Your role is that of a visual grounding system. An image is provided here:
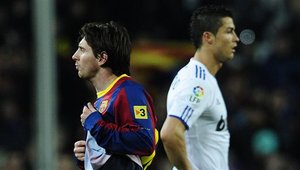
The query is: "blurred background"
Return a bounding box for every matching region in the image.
[0,0,299,169]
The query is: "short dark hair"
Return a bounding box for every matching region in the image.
[79,21,131,76]
[190,6,233,49]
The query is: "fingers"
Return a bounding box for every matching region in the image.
[82,102,96,113]
[75,153,85,161]
[80,102,97,126]
[80,112,85,126]
[74,140,86,161]
[74,140,86,147]
[74,146,85,153]
[81,105,90,126]
[87,102,97,112]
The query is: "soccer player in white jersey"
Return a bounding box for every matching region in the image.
[160,5,239,170]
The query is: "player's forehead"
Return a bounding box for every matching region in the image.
[219,17,235,31]
[219,17,235,29]
[78,37,91,48]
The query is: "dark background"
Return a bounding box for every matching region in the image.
[0,0,299,169]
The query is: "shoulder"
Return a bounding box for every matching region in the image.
[174,61,211,89]
[169,65,215,103]
[121,78,144,89]
[176,59,208,81]
[117,77,147,96]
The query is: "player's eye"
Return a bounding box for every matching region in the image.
[227,28,233,33]
[79,47,85,52]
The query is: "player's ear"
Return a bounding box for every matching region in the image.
[97,51,108,65]
[203,32,214,44]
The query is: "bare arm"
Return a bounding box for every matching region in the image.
[160,116,192,170]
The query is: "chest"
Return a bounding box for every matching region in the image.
[94,91,119,123]
[202,87,227,123]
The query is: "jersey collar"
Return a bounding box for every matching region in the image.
[96,74,129,98]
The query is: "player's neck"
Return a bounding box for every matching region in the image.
[193,49,222,76]
[90,69,117,92]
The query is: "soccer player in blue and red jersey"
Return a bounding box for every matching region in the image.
[72,21,158,170]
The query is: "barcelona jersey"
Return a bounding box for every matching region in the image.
[83,74,158,169]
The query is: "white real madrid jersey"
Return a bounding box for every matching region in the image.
[167,58,230,170]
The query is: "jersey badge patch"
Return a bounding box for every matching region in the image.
[134,106,148,119]
[193,86,204,98]
[99,100,109,113]
[189,86,204,103]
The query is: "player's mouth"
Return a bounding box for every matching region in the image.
[232,45,237,53]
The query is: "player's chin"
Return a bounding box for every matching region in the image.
[221,55,234,62]
[227,53,235,60]
[78,72,84,78]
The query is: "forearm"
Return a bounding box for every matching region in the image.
[93,124,155,155]
[161,117,192,170]
[162,133,192,170]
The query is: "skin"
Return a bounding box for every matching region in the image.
[71,37,117,92]
[198,17,239,76]
[160,17,239,170]
[72,37,118,161]
[72,37,100,80]
[74,140,86,161]
[160,117,192,170]
[73,102,96,161]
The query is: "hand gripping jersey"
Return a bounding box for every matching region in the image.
[83,74,158,170]
[167,59,229,170]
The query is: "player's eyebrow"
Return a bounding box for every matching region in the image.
[226,27,235,32]
[78,45,85,51]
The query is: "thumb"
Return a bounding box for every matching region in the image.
[87,102,97,112]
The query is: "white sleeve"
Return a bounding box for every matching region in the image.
[167,77,211,129]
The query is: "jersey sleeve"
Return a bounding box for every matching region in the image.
[84,85,157,157]
[167,76,211,129]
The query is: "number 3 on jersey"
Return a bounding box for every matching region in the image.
[134,106,148,119]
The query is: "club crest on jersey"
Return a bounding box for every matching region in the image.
[99,100,109,113]
[133,106,148,119]
[189,86,204,103]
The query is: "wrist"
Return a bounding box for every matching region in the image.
[84,111,102,130]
